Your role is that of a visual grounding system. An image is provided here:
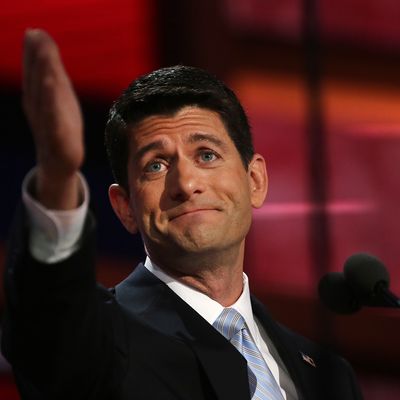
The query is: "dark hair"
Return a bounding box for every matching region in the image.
[105,65,254,191]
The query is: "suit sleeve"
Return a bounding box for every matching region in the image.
[2,203,116,400]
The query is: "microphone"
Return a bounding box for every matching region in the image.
[318,272,361,314]
[319,253,400,314]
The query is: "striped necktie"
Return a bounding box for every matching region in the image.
[213,308,284,400]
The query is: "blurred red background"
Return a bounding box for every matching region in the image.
[1,0,400,398]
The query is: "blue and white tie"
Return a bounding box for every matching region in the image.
[213,308,284,400]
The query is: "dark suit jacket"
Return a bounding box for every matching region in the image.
[2,206,363,400]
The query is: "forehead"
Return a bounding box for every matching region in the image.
[129,106,232,147]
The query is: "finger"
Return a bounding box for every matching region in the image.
[23,30,63,116]
[23,29,45,101]
[22,30,34,110]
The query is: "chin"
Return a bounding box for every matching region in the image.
[174,230,235,255]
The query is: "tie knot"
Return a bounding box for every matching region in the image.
[213,308,246,340]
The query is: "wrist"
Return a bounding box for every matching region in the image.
[34,166,81,210]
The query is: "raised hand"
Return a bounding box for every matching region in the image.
[22,29,84,209]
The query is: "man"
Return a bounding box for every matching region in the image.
[2,29,363,400]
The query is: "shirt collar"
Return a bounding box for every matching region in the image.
[143,257,258,339]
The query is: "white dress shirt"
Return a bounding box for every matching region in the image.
[22,169,297,400]
[144,258,293,399]
[22,168,90,264]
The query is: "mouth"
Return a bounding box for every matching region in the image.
[169,207,221,221]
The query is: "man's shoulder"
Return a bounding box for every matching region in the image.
[251,295,363,399]
[252,294,348,364]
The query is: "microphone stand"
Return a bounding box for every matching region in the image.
[373,283,400,308]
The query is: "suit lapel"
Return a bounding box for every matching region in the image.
[115,264,250,400]
[251,296,327,400]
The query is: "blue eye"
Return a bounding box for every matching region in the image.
[146,161,165,173]
[200,151,217,162]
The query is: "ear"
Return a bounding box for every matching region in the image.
[247,153,268,208]
[108,184,138,234]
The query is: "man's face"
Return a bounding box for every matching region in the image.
[109,106,267,267]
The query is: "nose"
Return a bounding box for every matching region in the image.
[167,157,205,202]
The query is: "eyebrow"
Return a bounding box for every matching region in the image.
[185,132,227,149]
[134,139,168,162]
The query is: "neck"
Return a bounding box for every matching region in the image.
[150,242,245,306]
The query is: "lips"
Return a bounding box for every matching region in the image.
[168,204,221,221]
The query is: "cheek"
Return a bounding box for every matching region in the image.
[219,171,251,204]
[130,184,163,225]
[128,187,148,223]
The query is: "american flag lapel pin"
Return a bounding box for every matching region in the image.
[300,352,316,368]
